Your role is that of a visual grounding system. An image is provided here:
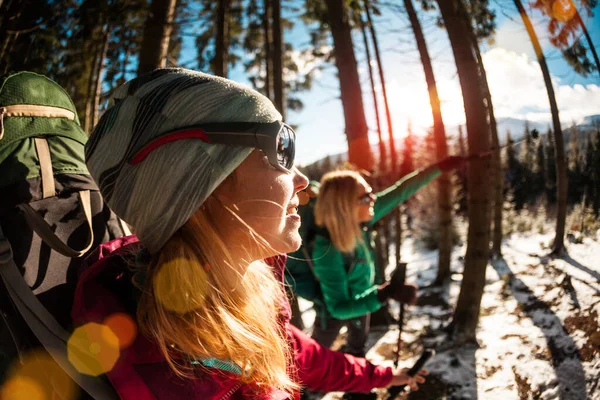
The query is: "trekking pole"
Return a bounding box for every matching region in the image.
[388,349,435,399]
[391,262,407,368]
[466,128,539,161]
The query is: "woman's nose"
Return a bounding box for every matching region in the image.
[292,167,309,193]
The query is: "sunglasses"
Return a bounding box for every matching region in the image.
[358,191,376,205]
[129,121,296,172]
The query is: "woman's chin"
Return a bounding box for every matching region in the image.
[263,232,302,256]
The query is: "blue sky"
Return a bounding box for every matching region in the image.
[181,1,600,165]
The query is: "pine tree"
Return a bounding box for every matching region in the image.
[505,130,524,208]
[567,124,584,204]
[400,124,415,176]
[545,127,558,204]
[517,123,535,207]
[534,134,547,201]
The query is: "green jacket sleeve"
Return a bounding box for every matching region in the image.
[369,166,441,226]
[312,235,382,320]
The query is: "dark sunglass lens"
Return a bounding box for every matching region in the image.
[277,125,295,170]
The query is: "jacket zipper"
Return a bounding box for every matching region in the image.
[219,383,242,400]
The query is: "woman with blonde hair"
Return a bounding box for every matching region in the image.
[72,68,427,399]
[310,157,464,356]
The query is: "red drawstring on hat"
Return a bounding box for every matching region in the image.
[129,129,211,165]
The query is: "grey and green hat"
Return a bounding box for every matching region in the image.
[85,68,282,253]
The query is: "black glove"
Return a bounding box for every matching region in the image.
[376,281,418,304]
[434,155,466,172]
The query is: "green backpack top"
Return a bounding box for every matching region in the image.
[0,71,89,190]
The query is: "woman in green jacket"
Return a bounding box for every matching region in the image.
[311,157,464,355]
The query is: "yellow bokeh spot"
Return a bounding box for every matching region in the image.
[1,376,45,400]
[0,350,78,400]
[89,342,101,355]
[552,0,576,22]
[153,257,210,314]
[68,323,120,376]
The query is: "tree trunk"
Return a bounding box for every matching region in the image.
[363,0,397,175]
[462,11,503,258]
[359,14,386,173]
[437,0,492,343]
[263,0,273,100]
[490,106,503,256]
[92,27,110,128]
[404,0,453,284]
[482,73,503,258]
[272,0,285,119]
[137,0,177,75]
[324,0,373,171]
[574,10,600,76]
[84,39,101,133]
[213,0,231,77]
[514,0,567,256]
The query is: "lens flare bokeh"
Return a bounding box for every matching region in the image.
[1,350,78,400]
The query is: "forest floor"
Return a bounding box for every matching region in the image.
[299,230,600,400]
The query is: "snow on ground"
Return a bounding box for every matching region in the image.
[299,231,600,399]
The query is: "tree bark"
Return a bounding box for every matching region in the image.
[462,8,503,258]
[574,10,600,76]
[479,67,503,258]
[324,0,373,171]
[514,0,567,256]
[359,13,386,172]
[404,0,453,284]
[263,0,273,100]
[84,39,101,133]
[363,0,397,175]
[92,27,110,129]
[214,0,231,77]
[272,0,285,119]
[437,0,492,343]
[137,0,177,75]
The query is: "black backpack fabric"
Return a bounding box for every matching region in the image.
[0,72,127,399]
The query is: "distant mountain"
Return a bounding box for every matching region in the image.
[299,115,598,169]
[581,114,600,128]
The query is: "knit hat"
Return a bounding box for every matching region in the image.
[85,68,282,253]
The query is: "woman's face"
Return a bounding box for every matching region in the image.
[212,150,309,260]
[356,177,376,223]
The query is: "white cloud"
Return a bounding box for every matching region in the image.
[492,16,548,61]
[483,48,600,126]
[381,47,599,137]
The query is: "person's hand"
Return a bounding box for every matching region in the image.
[376,282,418,304]
[434,155,466,172]
[388,367,428,391]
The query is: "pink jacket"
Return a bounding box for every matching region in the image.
[72,236,392,399]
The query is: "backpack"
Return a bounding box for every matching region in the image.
[0,71,127,399]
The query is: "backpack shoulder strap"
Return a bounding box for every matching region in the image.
[0,228,118,399]
[17,190,94,258]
